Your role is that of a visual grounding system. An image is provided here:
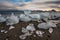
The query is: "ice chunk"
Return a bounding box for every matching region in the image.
[36,30,44,37]
[38,21,57,29]
[19,34,26,40]
[4,31,8,33]
[1,30,8,33]
[9,26,15,30]
[47,21,57,27]
[48,28,53,33]
[33,35,36,37]
[24,10,31,14]
[26,14,41,21]
[1,30,5,33]
[6,39,8,40]
[19,14,31,22]
[38,23,50,29]
[24,31,32,36]
[6,13,19,25]
[49,20,59,24]
[26,24,35,32]
[0,14,6,22]
[22,27,29,33]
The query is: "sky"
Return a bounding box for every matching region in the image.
[0,0,60,11]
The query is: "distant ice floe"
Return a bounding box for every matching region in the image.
[0,14,6,22]
[24,10,31,14]
[6,13,19,25]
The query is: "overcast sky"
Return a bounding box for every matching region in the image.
[0,0,60,11]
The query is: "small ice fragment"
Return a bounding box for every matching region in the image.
[22,27,28,33]
[33,35,36,37]
[26,24,35,32]
[1,30,5,32]
[9,26,15,30]
[6,39,8,40]
[4,31,8,33]
[36,30,44,37]
[48,28,53,33]
[19,35,26,40]
[24,32,32,36]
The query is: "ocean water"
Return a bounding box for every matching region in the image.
[0,12,24,17]
[0,11,60,18]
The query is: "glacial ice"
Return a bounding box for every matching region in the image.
[38,21,57,29]
[0,14,6,22]
[6,13,19,25]
[19,14,32,22]
[26,23,35,32]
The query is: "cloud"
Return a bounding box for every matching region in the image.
[0,0,60,11]
[45,1,60,4]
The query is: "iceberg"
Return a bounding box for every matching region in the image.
[19,14,31,22]
[38,21,57,29]
[25,14,41,21]
[24,10,31,14]
[6,13,19,25]
[0,14,6,22]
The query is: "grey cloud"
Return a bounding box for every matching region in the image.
[45,1,60,4]
[49,6,60,9]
